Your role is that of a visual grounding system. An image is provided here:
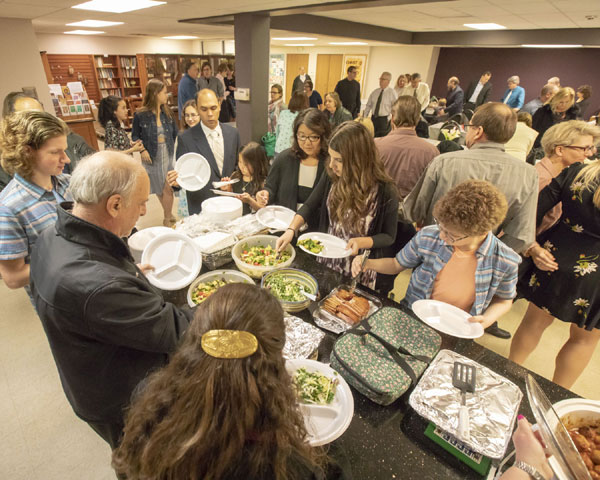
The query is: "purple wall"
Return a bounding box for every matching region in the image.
[431,47,600,115]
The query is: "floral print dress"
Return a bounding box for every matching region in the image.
[520,163,600,330]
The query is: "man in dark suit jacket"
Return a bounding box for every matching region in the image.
[443,76,464,117]
[175,89,240,214]
[291,66,311,94]
[464,71,492,114]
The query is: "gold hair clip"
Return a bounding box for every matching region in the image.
[201,329,258,359]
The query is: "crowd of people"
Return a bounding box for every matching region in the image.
[1,59,599,480]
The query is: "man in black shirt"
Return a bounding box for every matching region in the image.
[335,66,361,118]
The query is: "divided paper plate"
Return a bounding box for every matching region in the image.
[175,152,211,191]
[128,226,172,263]
[256,205,296,231]
[297,232,352,259]
[286,358,354,446]
[412,299,484,339]
[141,232,202,291]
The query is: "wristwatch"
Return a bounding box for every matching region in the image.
[514,460,545,480]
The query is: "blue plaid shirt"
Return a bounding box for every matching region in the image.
[0,173,71,261]
[396,225,520,315]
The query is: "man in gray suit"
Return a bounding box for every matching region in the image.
[173,89,240,214]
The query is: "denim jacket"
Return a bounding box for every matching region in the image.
[132,109,178,161]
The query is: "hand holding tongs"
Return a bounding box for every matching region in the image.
[349,249,370,294]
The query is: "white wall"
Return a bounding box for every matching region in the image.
[0,18,54,115]
[36,33,199,55]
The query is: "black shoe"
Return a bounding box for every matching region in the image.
[485,324,512,339]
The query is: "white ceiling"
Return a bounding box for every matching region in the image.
[0,0,598,41]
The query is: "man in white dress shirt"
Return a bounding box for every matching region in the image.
[363,71,398,137]
[405,73,431,113]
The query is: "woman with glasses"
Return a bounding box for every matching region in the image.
[257,108,330,229]
[268,84,286,134]
[276,122,399,289]
[352,180,520,323]
[510,156,600,389]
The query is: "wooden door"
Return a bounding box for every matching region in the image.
[285,54,309,103]
[315,54,343,99]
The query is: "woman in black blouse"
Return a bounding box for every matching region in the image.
[257,109,331,230]
[98,96,144,155]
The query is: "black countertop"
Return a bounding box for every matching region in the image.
[166,249,578,480]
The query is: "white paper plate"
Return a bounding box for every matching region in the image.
[141,232,202,290]
[127,226,172,262]
[174,153,211,192]
[286,359,354,446]
[255,205,296,231]
[212,178,239,188]
[210,189,239,197]
[411,299,484,339]
[297,232,352,259]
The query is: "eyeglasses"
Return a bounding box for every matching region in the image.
[184,113,199,119]
[270,91,280,95]
[297,134,320,143]
[434,218,469,243]
[561,145,595,153]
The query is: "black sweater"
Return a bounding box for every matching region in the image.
[532,104,579,148]
[297,172,399,258]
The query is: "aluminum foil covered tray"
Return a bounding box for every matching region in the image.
[283,315,325,360]
[409,349,522,459]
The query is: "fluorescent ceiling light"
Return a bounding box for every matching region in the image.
[272,36,317,41]
[464,23,506,30]
[64,30,105,35]
[72,0,166,13]
[284,43,315,47]
[163,35,198,40]
[329,41,368,45]
[67,20,123,27]
[522,44,582,48]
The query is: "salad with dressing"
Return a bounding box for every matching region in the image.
[293,367,338,405]
[190,279,227,304]
[240,244,291,266]
[264,273,307,302]
[298,238,325,254]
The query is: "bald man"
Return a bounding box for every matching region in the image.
[174,88,240,214]
[30,152,193,448]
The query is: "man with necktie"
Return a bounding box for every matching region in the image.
[363,72,398,137]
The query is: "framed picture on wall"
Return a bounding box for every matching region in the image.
[342,54,368,86]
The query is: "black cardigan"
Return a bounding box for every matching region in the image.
[264,148,327,230]
[532,104,579,148]
[297,172,399,258]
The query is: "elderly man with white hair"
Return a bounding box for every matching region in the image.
[363,71,398,137]
[501,75,525,111]
[29,151,193,449]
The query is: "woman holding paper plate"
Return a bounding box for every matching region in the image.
[276,121,398,289]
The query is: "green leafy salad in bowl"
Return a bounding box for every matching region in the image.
[293,367,338,405]
[264,273,307,302]
[240,244,291,266]
[298,238,324,254]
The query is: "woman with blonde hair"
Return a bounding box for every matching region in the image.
[112,283,341,480]
[511,157,600,389]
[532,86,578,149]
[276,121,398,289]
[394,74,410,97]
[132,78,178,226]
[323,92,352,128]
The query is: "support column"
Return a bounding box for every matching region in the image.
[234,13,270,145]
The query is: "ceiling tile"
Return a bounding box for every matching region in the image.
[1,2,65,18]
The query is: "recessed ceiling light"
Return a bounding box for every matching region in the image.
[72,0,166,14]
[67,20,124,27]
[522,44,583,48]
[329,41,368,45]
[163,35,198,40]
[64,30,105,35]
[284,43,315,47]
[272,36,317,41]
[464,23,506,30]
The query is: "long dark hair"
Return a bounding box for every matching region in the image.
[112,283,324,480]
[98,95,121,128]
[291,108,331,160]
[232,141,268,195]
[182,99,198,130]
[139,78,174,120]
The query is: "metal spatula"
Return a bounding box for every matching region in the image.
[452,361,476,441]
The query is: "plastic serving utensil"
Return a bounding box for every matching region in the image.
[452,361,476,441]
[301,287,317,302]
[349,249,371,294]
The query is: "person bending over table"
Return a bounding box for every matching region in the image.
[276,121,398,290]
[113,283,348,480]
[353,180,520,329]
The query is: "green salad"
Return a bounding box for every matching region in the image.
[298,238,324,254]
[191,279,227,304]
[265,274,307,302]
[293,367,338,405]
[240,244,291,267]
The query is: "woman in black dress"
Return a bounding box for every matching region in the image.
[510,158,600,389]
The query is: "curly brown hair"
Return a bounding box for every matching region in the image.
[0,110,68,179]
[432,180,508,236]
[112,283,324,480]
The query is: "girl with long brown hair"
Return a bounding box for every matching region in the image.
[277,121,398,289]
[112,283,331,480]
[132,78,178,226]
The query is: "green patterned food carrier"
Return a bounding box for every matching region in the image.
[330,307,442,406]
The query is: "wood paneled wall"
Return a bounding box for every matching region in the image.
[44,54,100,102]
